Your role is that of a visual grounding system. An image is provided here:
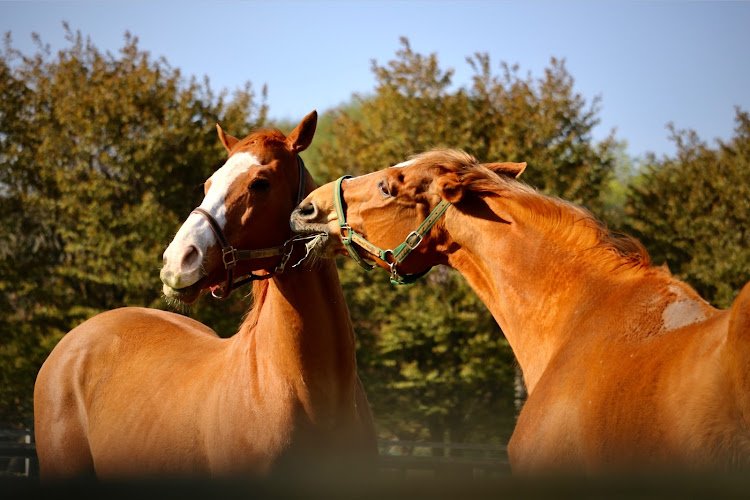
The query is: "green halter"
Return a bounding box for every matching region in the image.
[333,175,451,285]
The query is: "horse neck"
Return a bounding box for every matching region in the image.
[443,194,644,393]
[234,257,357,420]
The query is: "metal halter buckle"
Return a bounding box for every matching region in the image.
[404,231,423,251]
[339,223,353,241]
[222,247,238,269]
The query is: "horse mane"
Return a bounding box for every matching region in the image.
[408,149,653,273]
[239,279,270,332]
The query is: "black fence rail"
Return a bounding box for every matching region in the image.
[1,429,509,479]
[378,439,510,478]
[0,429,37,477]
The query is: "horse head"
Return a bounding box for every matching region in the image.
[290,149,525,283]
[162,110,317,302]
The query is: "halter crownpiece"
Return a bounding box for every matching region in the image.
[333,175,451,285]
[192,155,308,299]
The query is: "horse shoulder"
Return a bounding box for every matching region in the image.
[34,307,232,477]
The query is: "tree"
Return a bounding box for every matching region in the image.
[339,260,516,446]
[624,108,750,308]
[315,38,616,444]
[0,26,266,424]
[320,38,616,213]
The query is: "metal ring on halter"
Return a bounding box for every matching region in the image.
[389,261,400,283]
[404,231,423,251]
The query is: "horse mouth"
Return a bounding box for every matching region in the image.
[304,232,335,257]
[162,280,204,304]
[294,225,343,259]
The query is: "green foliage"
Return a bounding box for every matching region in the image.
[341,260,516,444]
[624,109,750,308]
[319,38,616,215]
[0,27,265,422]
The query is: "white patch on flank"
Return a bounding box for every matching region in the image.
[163,152,260,283]
[662,285,707,332]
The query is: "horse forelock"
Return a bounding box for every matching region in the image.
[232,128,288,156]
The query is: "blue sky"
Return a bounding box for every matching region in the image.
[2,1,749,159]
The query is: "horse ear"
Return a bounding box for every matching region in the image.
[286,110,318,153]
[485,162,527,179]
[216,124,239,154]
[435,172,464,204]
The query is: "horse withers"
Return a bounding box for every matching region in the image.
[34,111,377,480]
[290,149,750,473]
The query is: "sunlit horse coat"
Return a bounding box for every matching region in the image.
[291,149,750,472]
[34,112,377,479]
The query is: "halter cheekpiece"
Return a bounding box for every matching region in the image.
[191,155,307,299]
[333,175,451,285]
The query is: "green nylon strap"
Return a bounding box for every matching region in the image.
[390,199,451,264]
[333,175,452,285]
[335,176,376,272]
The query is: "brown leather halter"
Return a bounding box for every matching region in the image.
[191,156,307,299]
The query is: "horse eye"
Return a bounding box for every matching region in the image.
[249,178,270,192]
[378,180,391,197]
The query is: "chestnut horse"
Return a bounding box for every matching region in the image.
[290,149,750,473]
[34,111,376,479]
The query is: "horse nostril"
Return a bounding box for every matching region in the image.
[180,245,201,269]
[297,202,317,219]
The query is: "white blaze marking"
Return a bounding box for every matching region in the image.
[391,159,415,169]
[346,159,414,183]
[163,152,260,280]
[199,152,260,229]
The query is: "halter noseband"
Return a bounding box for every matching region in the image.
[333,175,451,285]
[191,156,307,299]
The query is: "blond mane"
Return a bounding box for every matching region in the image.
[407,150,652,272]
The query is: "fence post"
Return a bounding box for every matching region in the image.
[24,431,31,477]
